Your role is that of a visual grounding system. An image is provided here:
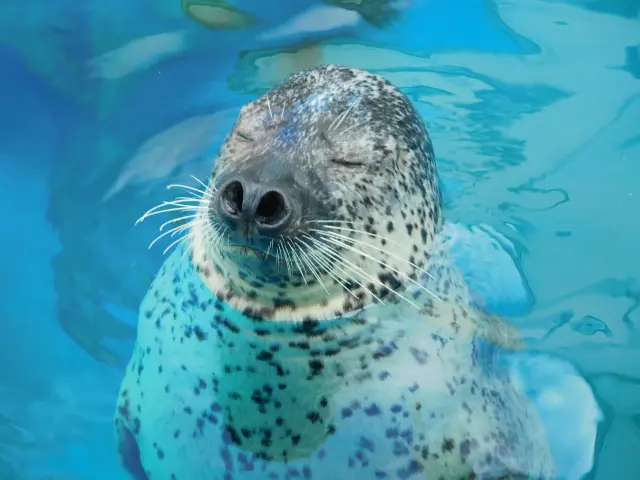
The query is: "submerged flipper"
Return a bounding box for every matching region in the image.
[116,423,149,480]
[447,222,601,478]
[505,351,602,480]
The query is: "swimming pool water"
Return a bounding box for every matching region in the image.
[1,0,639,478]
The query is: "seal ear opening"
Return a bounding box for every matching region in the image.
[116,423,149,480]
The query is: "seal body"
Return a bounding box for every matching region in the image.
[115,65,555,479]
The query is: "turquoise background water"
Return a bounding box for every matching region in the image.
[1,0,639,478]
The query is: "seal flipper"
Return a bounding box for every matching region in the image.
[116,423,149,480]
[505,351,602,480]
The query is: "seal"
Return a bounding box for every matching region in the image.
[114,64,556,480]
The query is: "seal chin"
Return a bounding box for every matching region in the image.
[191,212,361,321]
[226,244,266,260]
[215,225,330,285]
[209,211,303,272]
[222,241,288,272]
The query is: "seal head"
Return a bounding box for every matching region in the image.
[192,64,443,321]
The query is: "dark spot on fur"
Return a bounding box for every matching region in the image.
[442,438,455,452]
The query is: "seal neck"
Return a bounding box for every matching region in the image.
[205,298,459,462]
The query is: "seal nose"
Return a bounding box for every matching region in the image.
[217,178,292,235]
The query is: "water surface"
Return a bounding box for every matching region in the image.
[1,0,639,478]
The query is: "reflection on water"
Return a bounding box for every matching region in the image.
[181,0,257,30]
[1,0,639,478]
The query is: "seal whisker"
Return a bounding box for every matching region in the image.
[189,175,217,196]
[182,224,202,259]
[205,232,220,256]
[298,236,362,301]
[327,110,346,132]
[137,189,211,222]
[305,219,355,225]
[278,99,289,122]
[329,101,358,132]
[318,229,441,302]
[313,232,441,304]
[137,200,201,219]
[167,197,202,203]
[295,237,332,274]
[339,121,366,136]
[163,231,193,256]
[280,242,294,277]
[160,218,205,256]
[308,222,399,245]
[266,95,274,121]
[293,238,329,295]
[265,239,275,260]
[194,221,218,260]
[143,197,205,211]
[136,205,206,224]
[159,213,201,232]
[167,183,211,198]
[311,226,436,281]
[206,222,225,255]
[148,202,205,213]
[277,242,288,272]
[305,235,387,305]
[191,175,218,204]
[284,239,308,285]
[149,221,194,250]
[137,206,199,227]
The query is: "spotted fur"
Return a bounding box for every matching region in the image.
[115,65,555,479]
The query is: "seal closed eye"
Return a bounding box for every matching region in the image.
[115,64,555,480]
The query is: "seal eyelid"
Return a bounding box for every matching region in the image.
[331,158,365,167]
[236,131,254,143]
[321,130,363,167]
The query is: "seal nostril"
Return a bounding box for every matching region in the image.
[220,180,244,217]
[256,191,287,226]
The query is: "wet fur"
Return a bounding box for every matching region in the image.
[115,65,555,479]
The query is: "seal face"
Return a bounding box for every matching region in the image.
[193,64,443,323]
[115,65,555,480]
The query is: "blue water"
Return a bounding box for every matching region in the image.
[1,0,639,478]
